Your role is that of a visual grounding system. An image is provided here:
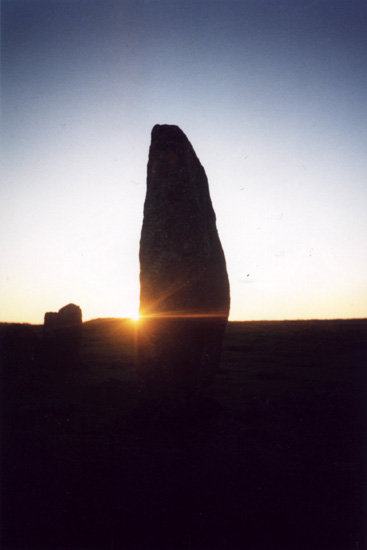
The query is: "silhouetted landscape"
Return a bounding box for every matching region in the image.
[1,318,366,549]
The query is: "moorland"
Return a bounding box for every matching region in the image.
[1,318,366,549]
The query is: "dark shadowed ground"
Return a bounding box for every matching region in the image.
[1,319,366,550]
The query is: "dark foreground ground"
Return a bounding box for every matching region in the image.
[1,319,366,550]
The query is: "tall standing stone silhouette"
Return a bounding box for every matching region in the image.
[138,124,230,403]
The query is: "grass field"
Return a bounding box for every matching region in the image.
[1,318,366,549]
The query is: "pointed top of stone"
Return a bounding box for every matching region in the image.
[152,124,184,137]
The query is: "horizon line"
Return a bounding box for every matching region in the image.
[1,316,366,326]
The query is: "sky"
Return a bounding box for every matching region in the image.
[1,0,366,323]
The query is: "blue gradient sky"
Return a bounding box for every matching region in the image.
[1,0,366,322]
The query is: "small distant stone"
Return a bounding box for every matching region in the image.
[43,303,83,366]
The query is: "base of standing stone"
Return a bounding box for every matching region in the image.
[136,315,228,408]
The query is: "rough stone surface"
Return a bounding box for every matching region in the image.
[138,124,230,402]
[43,303,82,365]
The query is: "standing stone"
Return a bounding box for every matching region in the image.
[43,303,82,366]
[137,124,230,404]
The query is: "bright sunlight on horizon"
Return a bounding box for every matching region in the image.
[1,0,367,324]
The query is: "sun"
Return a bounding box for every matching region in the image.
[131,312,140,322]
